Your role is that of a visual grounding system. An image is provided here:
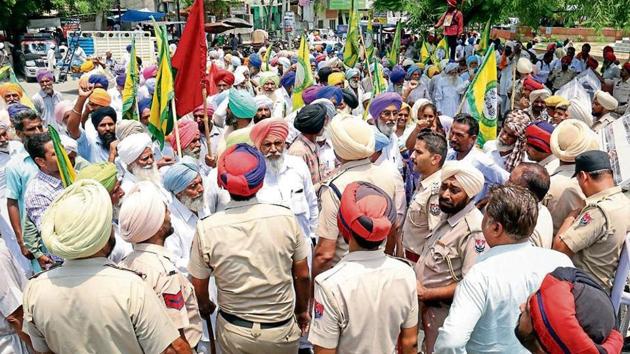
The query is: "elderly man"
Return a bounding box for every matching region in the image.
[191,105,223,168]
[117,133,166,197]
[515,268,623,353]
[415,161,487,353]
[524,121,558,175]
[369,92,404,172]
[313,116,398,278]
[167,119,214,176]
[434,63,466,117]
[545,119,599,234]
[527,88,552,121]
[22,180,189,354]
[434,185,572,354]
[214,69,235,93]
[0,83,25,105]
[254,95,273,123]
[309,181,418,354]
[553,150,630,292]
[189,143,311,354]
[222,88,257,144]
[591,90,618,131]
[289,103,328,186]
[483,109,532,172]
[31,70,62,127]
[119,182,203,350]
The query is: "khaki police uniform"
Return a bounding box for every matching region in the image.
[120,243,203,348]
[308,251,418,353]
[544,164,586,234]
[558,186,630,292]
[537,154,559,177]
[188,199,310,354]
[591,113,616,132]
[414,202,486,353]
[317,159,397,264]
[22,257,180,354]
[401,170,443,262]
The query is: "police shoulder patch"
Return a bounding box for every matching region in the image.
[314,300,325,319]
[429,202,441,216]
[578,212,592,226]
[163,291,185,310]
[474,239,486,253]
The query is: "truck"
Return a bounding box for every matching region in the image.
[16,33,60,82]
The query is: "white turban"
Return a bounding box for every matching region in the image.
[119,181,166,243]
[517,58,533,74]
[41,180,113,259]
[60,134,78,154]
[441,161,485,198]
[550,119,600,162]
[117,133,153,166]
[594,90,618,111]
[567,98,594,127]
[234,71,245,86]
[255,95,273,109]
[278,57,291,70]
[329,115,375,160]
[411,98,431,121]
[529,88,552,103]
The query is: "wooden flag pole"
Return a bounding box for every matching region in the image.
[171,99,183,158]
[358,23,374,86]
[510,55,518,110]
[202,86,212,156]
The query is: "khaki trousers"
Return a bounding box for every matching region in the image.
[216,315,301,354]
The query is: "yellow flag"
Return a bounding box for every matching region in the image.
[464,44,498,146]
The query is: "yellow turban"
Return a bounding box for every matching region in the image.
[329,114,375,160]
[76,162,118,193]
[550,119,600,162]
[441,161,485,198]
[328,72,345,86]
[428,66,441,78]
[544,95,569,109]
[41,180,113,259]
[88,88,112,107]
[0,82,23,99]
[80,60,95,73]
[259,71,279,87]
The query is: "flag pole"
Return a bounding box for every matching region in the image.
[510,55,518,110]
[358,18,374,86]
[202,86,212,156]
[171,99,183,158]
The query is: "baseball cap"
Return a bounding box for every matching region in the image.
[573,150,611,177]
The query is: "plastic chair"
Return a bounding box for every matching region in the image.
[610,234,630,333]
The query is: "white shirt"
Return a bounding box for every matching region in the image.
[374,129,403,173]
[531,204,553,248]
[204,168,230,214]
[447,147,509,201]
[434,242,573,354]
[165,197,199,273]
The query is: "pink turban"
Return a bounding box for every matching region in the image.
[193,103,215,117]
[142,65,158,80]
[54,100,74,124]
[119,181,166,243]
[250,118,289,149]
[168,120,200,150]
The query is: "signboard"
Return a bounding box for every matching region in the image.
[328,0,367,10]
[600,114,630,191]
[61,18,80,38]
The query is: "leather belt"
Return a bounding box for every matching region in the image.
[219,310,292,329]
[405,249,420,263]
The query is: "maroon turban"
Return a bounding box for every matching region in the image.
[338,181,396,243]
[218,143,266,197]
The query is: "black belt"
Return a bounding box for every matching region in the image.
[219,310,292,329]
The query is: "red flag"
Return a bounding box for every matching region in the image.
[205,63,219,97]
[172,0,207,117]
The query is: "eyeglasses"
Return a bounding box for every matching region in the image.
[380,110,399,118]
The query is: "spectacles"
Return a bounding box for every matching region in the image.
[380,110,399,118]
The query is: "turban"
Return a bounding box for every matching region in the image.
[80,60,95,73]
[255,95,274,110]
[328,72,345,86]
[338,181,396,243]
[193,103,215,117]
[215,69,235,86]
[311,98,336,120]
[60,134,78,154]
[278,57,291,70]
[225,127,253,148]
[138,97,152,113]
[594,90,618,111]
[411,98,431,121]
[250,117,288,148]
[567,98,594,127]
[405,65,421,81]
[550,119,600,162]
[0,83,23,99]
[36,70,54,83]
[389,67,406,84]
[517,57,533,74]
[466,55,480,67]
[329,115,375,160]
[402,58,415,67]
[116,120,146,141]
[163,158,199,195]
[145,79,156,95]
[447,0,457,6]
[169,120,200,150]
[369,92,403,119]
[41,180,112,260]
[525,121,555,154]
[7,103,32,119]
[546,43,557,52]
[280,71,295,89]
[295,103,326,134]
[341,88,359,109]
[561,55,572,65]
[218,143,266,197]
[427,66,440,78]
[117,133,153,165]
[224,53,232,62]
[88,88,111,107]
[231,56,242,68]
[76,162,118,193]
[522,76,544,91]
[249,53,262,68]
[604,52,616,63]
[54,100,74,124]
[303,85,322,104]
[234,71,245,86]
[502,109,532,172]
[529,88,552,103]
[318,67,333,84]
[374,129,390,152]
[528,267,623,354]
[259,71,280,87]
[444,62,459,74]
[119,182,167,243]
[89,74,109,90]
[441,161,485,198]
[116,73,126,87]
[228,88,257,119]
[544,95,570,109]
[624,62,630,72]
[346,68,360,80]
[316,86,343,105]
[90,106,117,128]
[316,54,327,63]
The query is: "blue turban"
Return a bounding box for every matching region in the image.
[325,44,333,53]
[389,67,406,84]
[315,86,343,105]
[290,55,298,64]
[249,53,262,69]
[116,73,126,87]
[303,85,322,105]
[280,71,296,89]
[88,74,109,90]
[466,55,479,67]
[126,44,132,52]
[468,37,475,45]
[405,65,422,80]
[163,158,199,195]
[345,68,360,80]
[138,97,152,113]
[369,92,403,118]
[145,78,156,95]
[7,103,33,119]
[228,88,257,119]
[374,129,390,152]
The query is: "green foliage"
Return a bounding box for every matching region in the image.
[0,0,54,34]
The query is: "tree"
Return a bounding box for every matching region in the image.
[0,0,54,38]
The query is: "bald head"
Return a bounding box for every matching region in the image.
[508,162,550,202]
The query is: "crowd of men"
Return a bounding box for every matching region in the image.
[1,12,630,354]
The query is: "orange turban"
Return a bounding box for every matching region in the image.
[0,83,23,99]
[249,118,289,149]
[88,88,112,107]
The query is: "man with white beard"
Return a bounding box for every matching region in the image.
[116,133,168,200]
[434,62,467,117]
[483,109,532,173]
[368,92,404,173]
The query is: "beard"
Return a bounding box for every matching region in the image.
[99,132,117,150]
[183,146,201,159]
[497,138,514,153]
[439,196,468,215]
[376,119,395,137]
[180,194,205,213]
[264,152,285,176]
[130,163,162,185]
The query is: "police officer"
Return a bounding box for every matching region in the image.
[414,161,487,354]
[309,182,418,353]
[313,116,398,278]
[22,180,187,354]
[402,131,448,262]
[553,150,630,293]
[118,182,203,349]
[188,144,311,354]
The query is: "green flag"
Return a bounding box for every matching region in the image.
[372,61,387,95]
[48,125,76,187]
[292,34,314,110]
[343,9,360,67]
[121,36,139,120]
[478,18,492,54]
[387,21,402,66]
[148,24,175,148]
[463,44,498,146]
